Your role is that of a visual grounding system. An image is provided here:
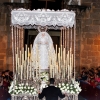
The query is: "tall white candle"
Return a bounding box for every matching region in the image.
[58,48,60,70]
[18,58,19,74]
[30,61,31,79]
[21,65,23,80]
[24,61,26,79]
[56,45,57,61]
[70,48,72,79]
[25,51,27,60]
[52,66,55,78]
[61,45,62,61]
[28,47,29,57]
[28,56,29,66]
[72,54,73,76]
[32,65,34,79]
[26,45,27,59]
[50,65,52,78]
[20,51,21,65]
[67,52,69,81]
[16,54,18,72]
[36,68,38,78]
[68,65,69,81]
[56,63,58,79]
[17,47,18,57]
[58,53,60,71]
[27,65,28,80]
[30,44,32,55]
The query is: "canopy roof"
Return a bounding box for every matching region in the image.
[11,8,75,29]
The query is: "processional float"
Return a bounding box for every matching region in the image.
[10,8,80,100]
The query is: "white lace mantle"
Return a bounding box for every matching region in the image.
[11,8,75,28]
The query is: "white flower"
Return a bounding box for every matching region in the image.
[62,83,65,86]
[59,85,61,88]
[34,89,37,91]
[67,87,69,89]
[58,81,82,94]
[25,86,27,89]
[28,87,30,89]
[66,84,68,86]
[59,83,61,86]
[21,83,24,86]
[15,86,17,89]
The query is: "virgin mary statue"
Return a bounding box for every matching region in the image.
[32,26,55,71]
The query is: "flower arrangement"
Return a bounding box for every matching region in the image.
[58,81,82,94]
[9,82,37,95]
[39,72,49,90]
[40,72,49,82]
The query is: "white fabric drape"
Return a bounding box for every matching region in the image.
[32,31,55,69]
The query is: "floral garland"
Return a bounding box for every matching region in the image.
[58,81,82,94]
[9,82,37,95]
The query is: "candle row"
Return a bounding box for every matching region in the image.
[15,44,74,83]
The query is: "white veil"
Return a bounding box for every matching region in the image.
[32,26,55,70]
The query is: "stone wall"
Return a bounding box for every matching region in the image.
[0,4,12,71]
[0,2,29,71]
[78,0,100,69]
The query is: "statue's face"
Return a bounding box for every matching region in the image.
[42,33,45,37]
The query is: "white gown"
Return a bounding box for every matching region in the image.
[32,32,55,70]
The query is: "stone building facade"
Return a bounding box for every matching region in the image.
[0,0,100,75]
